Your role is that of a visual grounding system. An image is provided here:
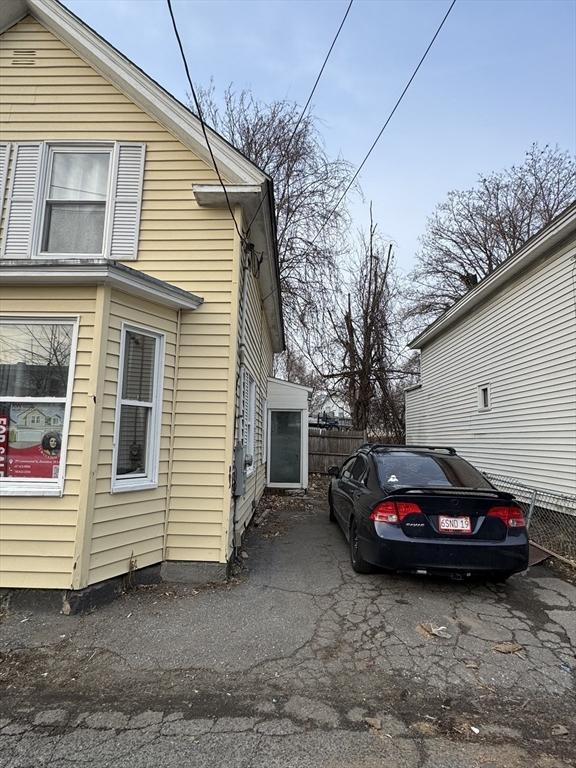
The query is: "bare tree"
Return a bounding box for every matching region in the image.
[303,205,412,439]
[407,144,576,327]
[194,84,354,331]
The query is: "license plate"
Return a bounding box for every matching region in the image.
[439,515,471,533]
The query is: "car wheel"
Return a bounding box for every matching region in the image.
[328,490,336,523]
[349,517,376,574]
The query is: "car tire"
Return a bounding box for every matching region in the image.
[328,491,336,523]
[349,517,376,574]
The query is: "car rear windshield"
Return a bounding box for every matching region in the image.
[373,452,492,490]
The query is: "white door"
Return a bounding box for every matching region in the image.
[268,409,303,488]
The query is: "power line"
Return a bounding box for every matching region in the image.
[260,0,456,307]
[304,0,457,254]
[166,0,246,247]
[244,0,354,239]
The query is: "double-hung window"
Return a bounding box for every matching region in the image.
[0,141,145,261]
[0,318,78,496]
[40,147,112,256]
[241,368,256,474]
[112,325,164,492]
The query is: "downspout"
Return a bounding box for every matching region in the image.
[164,307,182,561]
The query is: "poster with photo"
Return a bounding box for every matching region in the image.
[3,403,65,479]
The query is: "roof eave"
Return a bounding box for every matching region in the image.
[0,260,204,310]
[7,0,268,185]
[409,202,576,350]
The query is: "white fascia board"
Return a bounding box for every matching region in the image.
[0,261,204,310]
[193,184,285,353]
[267,377,313,393]
[409,204,576,350]
[20,0,267,185]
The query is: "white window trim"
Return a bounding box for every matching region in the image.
[0,316,79,497]
[111,322,165,493]
[242,368,257,477]
[33,141,116,260]
[477,383,492,412]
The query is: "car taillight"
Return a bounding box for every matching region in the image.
[370,501,422,524]
[487,505,526,528]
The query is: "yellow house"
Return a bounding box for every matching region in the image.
[0,0,293,608]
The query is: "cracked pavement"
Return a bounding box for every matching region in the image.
[1,480,575,767]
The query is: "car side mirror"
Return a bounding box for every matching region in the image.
[328,465,339,477]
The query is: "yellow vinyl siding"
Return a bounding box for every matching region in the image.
[0,16,280,577]
[0,284,98,589]
[0,16,241,568]
[232,266,274,548]
[87,290,178,585]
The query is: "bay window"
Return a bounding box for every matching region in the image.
[112,324,164,492]
[0,318,77,495]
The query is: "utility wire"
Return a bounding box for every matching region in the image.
[166,0,246,247]
[304,0,457,254]
[259,0,456,307]
[244,0,354,238]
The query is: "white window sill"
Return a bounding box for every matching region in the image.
[0,484,63,497]
[111,479,158,494]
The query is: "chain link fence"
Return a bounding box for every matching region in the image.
[485,473,576,566]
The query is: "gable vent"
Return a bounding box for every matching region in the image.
[11,49,37,67]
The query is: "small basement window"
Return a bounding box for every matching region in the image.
[112,324,165,492]
[0,318,78,496]
[478,384,491,411]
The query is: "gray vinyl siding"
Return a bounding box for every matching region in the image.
[406,238,576,495]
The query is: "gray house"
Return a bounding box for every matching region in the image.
[405,202,576,498]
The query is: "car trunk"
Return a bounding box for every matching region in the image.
[388,487,514,541]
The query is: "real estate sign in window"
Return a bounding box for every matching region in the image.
[0,319,76,494]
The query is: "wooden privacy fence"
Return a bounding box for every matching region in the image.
[308,429,366,474]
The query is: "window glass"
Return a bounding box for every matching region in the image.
[42,150,110,254]
[340,457,357,478]
[0,321,74,485]
[122,332,155,402]
[114,327,162,489]
[351,456,366,481]
[374,452,492,489]
[0,324,71,397]
[49,152,109,201]
[116,405,149,476]
[269,411,301,484]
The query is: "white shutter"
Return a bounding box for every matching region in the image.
[109,142,145,260]
[1,142,42,259]
[0,143,10,224]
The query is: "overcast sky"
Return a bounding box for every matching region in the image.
[62,0,576,274]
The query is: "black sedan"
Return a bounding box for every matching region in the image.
[328,444,529,580]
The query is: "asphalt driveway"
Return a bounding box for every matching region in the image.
[1,478,575,767]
